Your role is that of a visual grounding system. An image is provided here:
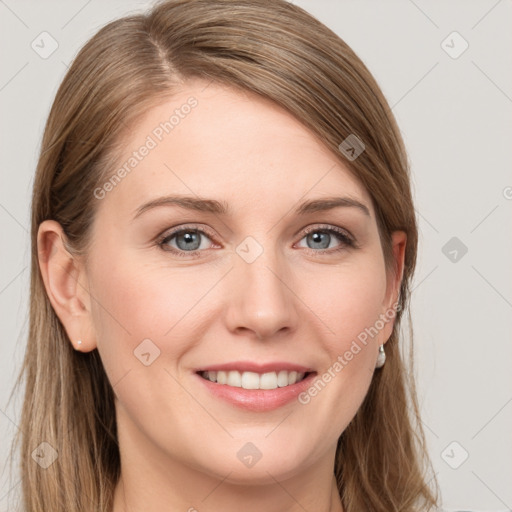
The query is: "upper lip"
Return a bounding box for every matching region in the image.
[195,361,314,374]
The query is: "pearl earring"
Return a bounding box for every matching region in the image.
[375,344,386,368]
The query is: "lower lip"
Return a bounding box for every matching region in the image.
[195,372,317,412]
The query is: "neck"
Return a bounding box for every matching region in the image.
[112,441,344,512]
[111,401,345,512]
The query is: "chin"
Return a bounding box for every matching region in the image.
[191,442,312,486]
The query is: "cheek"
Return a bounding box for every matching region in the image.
[300,256,387,404]
[305,256,388,353]
[87,250,210,377]
[336,272,386,343]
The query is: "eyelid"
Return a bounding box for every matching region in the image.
[295,224,358,253]
[299,223,355,243]
[157,223,217,248]
[157,222,358,255]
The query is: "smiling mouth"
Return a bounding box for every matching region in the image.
[197,370,313,390]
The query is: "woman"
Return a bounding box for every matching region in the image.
[9,0,439,510]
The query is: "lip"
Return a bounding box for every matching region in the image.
[194,368,317,412]
[195,361,314,373]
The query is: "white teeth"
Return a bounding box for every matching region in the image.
[201,370,307,389]
[277,370,289,387]
[260,372,278,390]
[241,371,260,390]
[227,370,242,387]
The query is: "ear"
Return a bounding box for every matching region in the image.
[380,230,407,343]
[37,220,96,352]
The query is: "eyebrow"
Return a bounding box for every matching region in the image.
[133,194,371,219]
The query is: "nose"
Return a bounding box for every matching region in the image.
[224,245,299,341]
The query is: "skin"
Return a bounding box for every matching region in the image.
[38,79,406,512]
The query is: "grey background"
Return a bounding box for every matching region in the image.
[1,1,511,510]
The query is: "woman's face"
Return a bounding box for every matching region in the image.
[78,80,404,484]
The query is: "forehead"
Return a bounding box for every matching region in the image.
[95,79,374,220]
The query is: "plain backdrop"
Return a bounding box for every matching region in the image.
[1,1,511,511]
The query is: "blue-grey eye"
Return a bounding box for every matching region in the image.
[296,226,354,252]
[176,231,201,250]
[163,229,211,252]
[306,231,332,250]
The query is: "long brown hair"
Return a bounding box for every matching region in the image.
[7,0,439,510]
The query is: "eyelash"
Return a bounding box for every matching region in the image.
[156,226,358,258]
[156,223,357,258]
